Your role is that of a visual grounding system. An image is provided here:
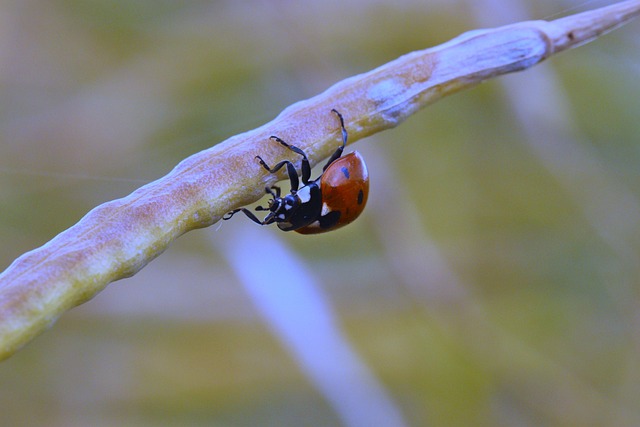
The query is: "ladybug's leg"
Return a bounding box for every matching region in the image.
[322,109,348,171]
[256,155,300,192]
[269,136,311,185]
[223,208,264,225]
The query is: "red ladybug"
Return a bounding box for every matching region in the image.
[224,109,369,234]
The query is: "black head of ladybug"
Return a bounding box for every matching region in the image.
[223,109,369,234]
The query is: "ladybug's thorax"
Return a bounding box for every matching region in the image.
[274,182,323,231]
[296,182,317,204]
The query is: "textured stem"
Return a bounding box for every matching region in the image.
[1,1,639,361]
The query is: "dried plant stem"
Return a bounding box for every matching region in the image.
[1,1,639,361]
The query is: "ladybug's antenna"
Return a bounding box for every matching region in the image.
[331,109,348,147]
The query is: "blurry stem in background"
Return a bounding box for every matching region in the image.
[367,144,640,423]
[216,225,408,427]
[470,1,640,423]
[1,1,639,361]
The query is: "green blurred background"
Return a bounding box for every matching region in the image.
[2,0,640,426]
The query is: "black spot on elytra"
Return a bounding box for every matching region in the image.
[357,189,364,204]
[341,167,350,179]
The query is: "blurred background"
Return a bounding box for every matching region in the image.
[2,0,640,425]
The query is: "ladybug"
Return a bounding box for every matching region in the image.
[223,109,369,234]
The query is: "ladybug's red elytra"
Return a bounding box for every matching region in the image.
[223,109,369,234]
